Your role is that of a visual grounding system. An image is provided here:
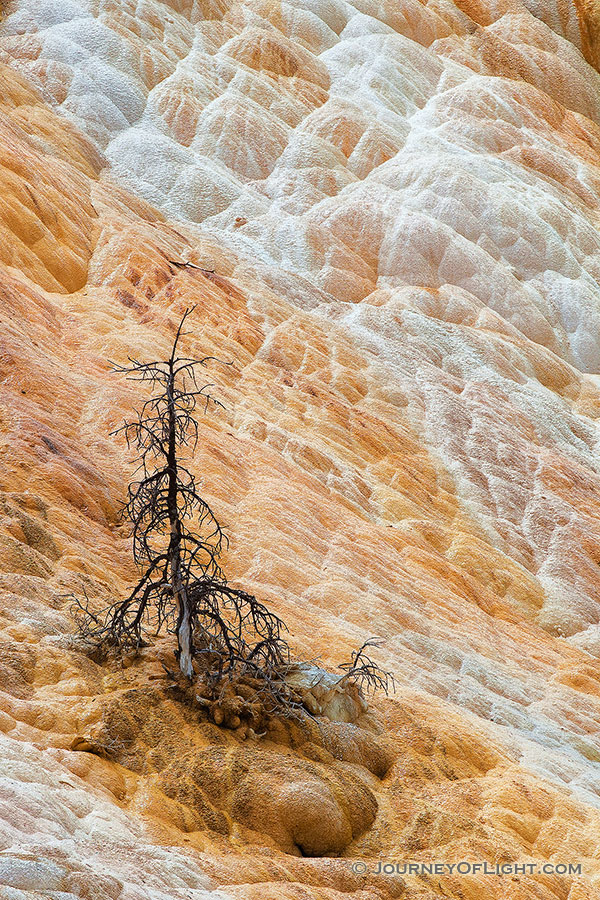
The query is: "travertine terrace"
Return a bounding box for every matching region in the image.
[2,0,600,897]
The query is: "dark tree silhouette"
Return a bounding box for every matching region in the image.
[73,308,289,686]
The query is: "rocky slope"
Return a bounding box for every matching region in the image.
[2,1,600,898]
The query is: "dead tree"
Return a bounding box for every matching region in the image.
[72,308,394,728]
[73,308,289,685]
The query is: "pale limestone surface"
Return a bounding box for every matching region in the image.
[2,2,600,899]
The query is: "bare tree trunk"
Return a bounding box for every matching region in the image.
[175,572,194,677]
[167,356,194,677]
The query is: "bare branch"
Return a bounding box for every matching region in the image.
[337,638,395,696]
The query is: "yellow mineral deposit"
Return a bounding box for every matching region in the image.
[1,1,600,898]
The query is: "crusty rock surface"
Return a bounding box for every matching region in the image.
[2,1,600,898]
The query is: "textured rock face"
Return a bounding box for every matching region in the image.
[3,1,600,898]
